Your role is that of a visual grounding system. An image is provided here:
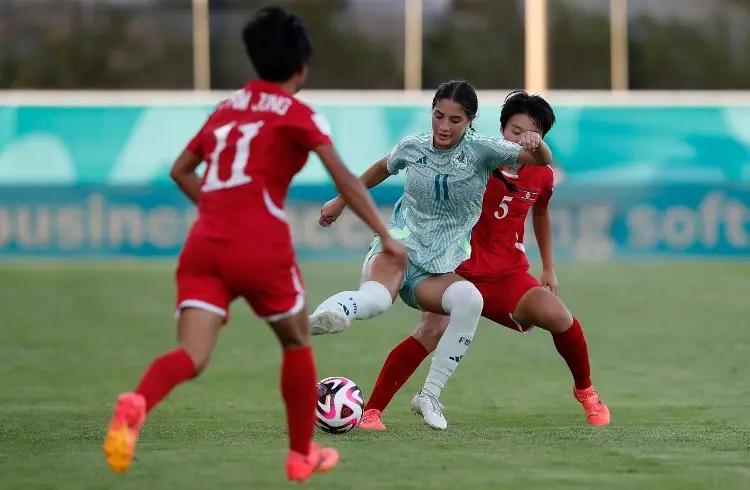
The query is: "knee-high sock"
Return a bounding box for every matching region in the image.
[423,281,484,399]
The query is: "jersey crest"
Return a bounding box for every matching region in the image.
[452,150,469,169]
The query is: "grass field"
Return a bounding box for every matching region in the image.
[1,261,749,489]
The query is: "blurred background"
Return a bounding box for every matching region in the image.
[3,0,750,90]
[1,0,749,261]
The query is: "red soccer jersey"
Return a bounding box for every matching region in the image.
[185,80,332,242]
[457,165,554,278]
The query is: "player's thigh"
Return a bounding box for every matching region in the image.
[361,237,405,300]
[175,235,235,323]
[413,272,472,315]
[513,286,573,333]
[474,273,542,334]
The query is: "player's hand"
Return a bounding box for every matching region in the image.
[380,237,408,268]
[519,131,542,152]
[319,196,346,227]
[540,268,559,296]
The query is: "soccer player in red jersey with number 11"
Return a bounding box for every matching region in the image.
[102,7,406,482]
[359,91,610,431]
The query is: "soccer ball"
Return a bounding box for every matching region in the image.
[315,376,364,434]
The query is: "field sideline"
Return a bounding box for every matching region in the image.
[1,261,749,489]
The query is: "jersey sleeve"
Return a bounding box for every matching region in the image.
[185,118,211,159]
[536,167,555,209]
[290,108,333,152]
[184,107,223,160]
[472,134,523,171]
[385,136,414,175]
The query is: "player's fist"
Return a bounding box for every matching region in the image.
[519,131,542,152]
[319,196,346,227]
[540,268,559,296]
[380,237,408,269]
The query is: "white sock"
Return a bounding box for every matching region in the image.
[313,281,392,321]
[423,281,483,399]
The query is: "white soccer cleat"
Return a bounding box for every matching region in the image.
[411,390,447,430]
[309,310,351,336]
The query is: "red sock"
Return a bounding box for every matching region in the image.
[552,318,592,390]
[364,336,429,413]
[135,348,197,413]
[281,346,317,456]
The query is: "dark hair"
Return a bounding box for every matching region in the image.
[432,80,478,127]
[499,90,556,137]
[242,7,312,82]
[493,91,555,191]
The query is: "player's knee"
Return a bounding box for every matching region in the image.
[548,308,574,333]
[539,300,573,333]
[359,280,393,317]
[442,281,483,316]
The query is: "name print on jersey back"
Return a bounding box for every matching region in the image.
[215,89,292,115]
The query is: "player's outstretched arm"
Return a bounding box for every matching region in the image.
[356,158,391,190]
[315,144,391,240]
[169,149,203,204]
[517,131,553,167]
[317,153,393,228]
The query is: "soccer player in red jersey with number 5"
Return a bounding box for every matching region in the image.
[359,91,610,430]
[102,7,406,482]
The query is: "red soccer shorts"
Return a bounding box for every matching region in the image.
[463,271,543,333]
[175,233,305,323]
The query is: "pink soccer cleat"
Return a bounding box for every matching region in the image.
[358,409,386,430]
[286,442,339,482]
[103,392,147,473]
[573,385,611,426]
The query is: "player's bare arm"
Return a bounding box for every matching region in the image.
[169,149,203,205]
[318,157,390,227]
[357,157,391,189]
[315,145,404,264]
[517,132,552,167]
[532,201,558,295]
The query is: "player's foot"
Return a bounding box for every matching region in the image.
[358,409,386,430]
[309,310,350,336]
[286,442,339,482]
[411,389,447,430]
[573,385,610,425]
[103,392,147,473]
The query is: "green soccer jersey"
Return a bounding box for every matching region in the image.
[385,129,523,274]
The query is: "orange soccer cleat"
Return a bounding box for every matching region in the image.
[573,385,611,426]
[358,409,386,430]
[103,392,147,473]
[286,442,339,482]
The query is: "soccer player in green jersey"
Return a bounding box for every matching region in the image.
[310,80,553,419]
